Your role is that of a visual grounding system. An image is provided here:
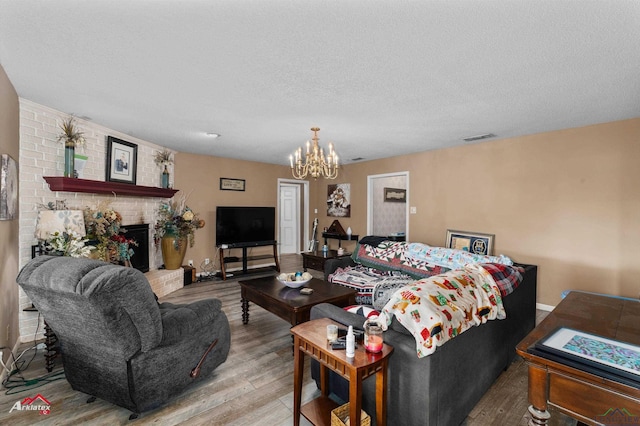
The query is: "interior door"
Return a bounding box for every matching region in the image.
[279,183,299,254]
[367,172,409,238]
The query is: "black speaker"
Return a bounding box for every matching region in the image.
[183,265,196,285]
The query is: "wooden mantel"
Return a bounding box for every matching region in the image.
[43,177,179,198]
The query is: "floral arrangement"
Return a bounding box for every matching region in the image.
[44,230,94,258]
[57,116,86,148]
[154,148,174,167]
[154,193,205,249]
[84,202,136,264]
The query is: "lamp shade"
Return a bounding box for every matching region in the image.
[35,210,86,240]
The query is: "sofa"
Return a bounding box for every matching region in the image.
[17,256,231,416]
[310,240,537,426]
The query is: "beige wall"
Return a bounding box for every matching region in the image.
[174,152,298,270]
[0,64,20,364]
[313,118,640,306]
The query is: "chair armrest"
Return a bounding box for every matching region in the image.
[310,303,366,329]
[158,298,223,346]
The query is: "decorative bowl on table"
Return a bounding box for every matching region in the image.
[277,272,312,288]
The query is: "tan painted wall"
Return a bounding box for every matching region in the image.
[312,118,640,306]
[173,152,307,271]
[0,64,20,362]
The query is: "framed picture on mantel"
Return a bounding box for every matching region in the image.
[106,136,137,185]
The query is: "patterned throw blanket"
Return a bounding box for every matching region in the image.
[327,265,416,307]
[376,264,507,358]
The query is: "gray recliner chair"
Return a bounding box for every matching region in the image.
[17,256,231,417]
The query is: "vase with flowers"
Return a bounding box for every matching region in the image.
[57,116,86,178]
[154,193,205,269]
[84,202,137,265]
[44,230,95,258]
[154,148,173,189]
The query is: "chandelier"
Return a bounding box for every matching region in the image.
[289,127,339,180]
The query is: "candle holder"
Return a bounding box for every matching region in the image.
[364,322,383,353]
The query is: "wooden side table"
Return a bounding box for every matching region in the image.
[291,318,393,426]
[516,292,640,425]
[301,249,350,272]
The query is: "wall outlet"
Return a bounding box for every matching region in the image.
[188,259,194,267]
[204,258,210,265]
[410,206,417,214]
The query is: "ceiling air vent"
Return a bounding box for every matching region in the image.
[462,133,496,142]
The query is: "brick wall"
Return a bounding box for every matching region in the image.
[18,99,182,341]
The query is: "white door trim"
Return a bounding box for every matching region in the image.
[277,178,309,254]
[366,171,410,240]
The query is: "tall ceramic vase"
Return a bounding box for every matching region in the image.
[161,165,170,188]
[161,231,187,270]
[64,141,75,177]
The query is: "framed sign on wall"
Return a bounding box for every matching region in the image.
[220,177,245,191]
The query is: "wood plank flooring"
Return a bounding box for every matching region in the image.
[0,254,577,425]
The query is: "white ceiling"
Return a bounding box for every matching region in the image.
[0,1,639,166]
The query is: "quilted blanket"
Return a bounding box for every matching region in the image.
[352,241,450,279]
[376,264,506,358]
[329,265,416,307]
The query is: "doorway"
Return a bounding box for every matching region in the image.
[367,171,409,239]
[277,179,309,254]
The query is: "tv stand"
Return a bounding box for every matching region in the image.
[218,241,280,280]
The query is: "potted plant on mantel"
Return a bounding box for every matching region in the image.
[153,193,205,270]
[57,116,86,178]
[154,148,173,189]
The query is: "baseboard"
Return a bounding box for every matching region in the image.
[536,302,555,312]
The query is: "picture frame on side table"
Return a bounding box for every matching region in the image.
[220,177,245,191]
[445,229,494,255]
[533,327,640,386]
[106,136,137,185]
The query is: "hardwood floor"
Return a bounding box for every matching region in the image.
[0,254,576,425]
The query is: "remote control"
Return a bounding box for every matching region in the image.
[331,341,346,350]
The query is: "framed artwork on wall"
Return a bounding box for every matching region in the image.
[0,154,18,220]
[220,177,246,191]
[327,183,351,217]
[445,229,494,255]
[384,187,406,202]
[106,136,137,185]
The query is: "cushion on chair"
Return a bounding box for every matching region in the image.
[344,305,380,319]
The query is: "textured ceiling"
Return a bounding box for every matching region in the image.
[0,0,639,166]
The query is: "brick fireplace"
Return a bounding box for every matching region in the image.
[17,100,183,341]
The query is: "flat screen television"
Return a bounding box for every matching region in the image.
[216,206,276,248]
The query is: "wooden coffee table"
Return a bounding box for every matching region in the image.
[516,292,640,426]
[239,276,356,327]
